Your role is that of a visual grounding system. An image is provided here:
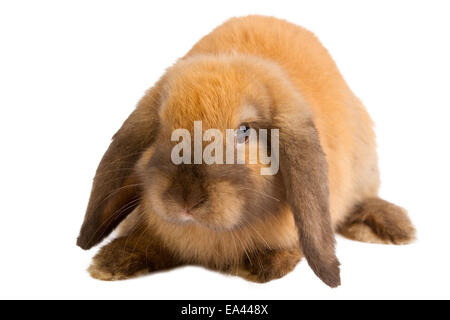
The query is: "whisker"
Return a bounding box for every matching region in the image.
[122,211,146,250]
[245,221,271,249]
[94,167,138,177]
[85,197,141,246]
[131,226,149,255]
[237,187,281,202]
[89,183,144,215]
[105,151,146,164]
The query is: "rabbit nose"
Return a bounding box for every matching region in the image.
[184,197,207,212]
[170,165,207,211]
[182,187,207,211]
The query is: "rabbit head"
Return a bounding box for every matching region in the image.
[77,54,340,287]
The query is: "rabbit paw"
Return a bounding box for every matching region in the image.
[242,248,302,283]
[339,197,416,245]
[88,237,149,281]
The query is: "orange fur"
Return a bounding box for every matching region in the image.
[80,15,414,287]
[184,16,379,227]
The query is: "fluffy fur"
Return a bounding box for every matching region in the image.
[77,15,415,287]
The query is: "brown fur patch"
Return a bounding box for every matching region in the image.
[241,248,303,283]
[89,218,181,280]
[338,197,416,244]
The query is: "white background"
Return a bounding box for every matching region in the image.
[1,0,449,299]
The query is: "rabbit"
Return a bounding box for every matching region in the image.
[77,15,415,287]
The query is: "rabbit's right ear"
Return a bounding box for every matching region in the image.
[76,87,161,250]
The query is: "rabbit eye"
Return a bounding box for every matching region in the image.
[236,124,250,144]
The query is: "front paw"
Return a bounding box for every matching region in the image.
[88,238,148,281]
[242,248,302,283]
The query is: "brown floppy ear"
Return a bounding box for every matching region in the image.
[278,116,341,288]
[77,88,161,250]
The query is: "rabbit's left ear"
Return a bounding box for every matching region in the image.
[77,87,161,250]
[277,114,341,288]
